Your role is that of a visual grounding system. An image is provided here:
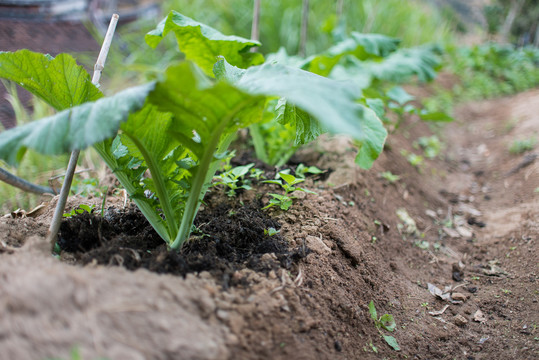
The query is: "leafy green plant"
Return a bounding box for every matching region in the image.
[263,171,316,211]
[400,150,424,168]
[414,135,442,159]
[0,12,386,251]
[264,227,280,236]
[380,171,400,183]
[368,300,400,351]
[509,137,537,154]
[447,43,539,100]
[251,34,450,166]
[63,204,95,218]
[295,164,324,178]
[213,163,254,197]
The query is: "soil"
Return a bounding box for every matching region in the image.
[1,87,538,360]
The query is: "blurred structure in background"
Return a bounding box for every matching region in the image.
[0,0,159,130]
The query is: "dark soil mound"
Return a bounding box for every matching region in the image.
[58,200,307,288]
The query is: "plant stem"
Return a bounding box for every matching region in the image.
[124,133,178,241]
[249,124,269,164]
[46,14,119,251]
[0,166,55,195]
[171,121,229,250]
[171,99,258,250]
[93,141,170,242]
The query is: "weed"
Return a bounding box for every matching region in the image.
[263,171,316,211]
[213,163,254,197]
[380,171,400,183]
[264,227,280,236]
[509,137,537,154]
[368,300,400,351]
[63,204,95,218]
[400,150,424,168]
[414,135,442,159]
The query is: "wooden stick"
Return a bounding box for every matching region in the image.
[0,166,55,195]
[46,14,119,251]
[336,0,344,22]
[250,0,261,52]
[299,0,310,57]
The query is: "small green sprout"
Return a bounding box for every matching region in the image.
[263,171,316,211]
[380,171,400,183]
[295,164,324,179]
[264,227,280,236]
[368,301,400,351]
[400,150,424,167]
[414,135,442,159]
[63,204,95,218]
[213,163,254,197]
[509,137,537,154]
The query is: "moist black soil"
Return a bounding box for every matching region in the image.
[58,199,307,288]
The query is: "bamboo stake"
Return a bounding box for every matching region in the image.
[250,0,261,51]
[0,166,55,195]
[336,0,344,22]
[299,0,310,57]
[46,14,119,251]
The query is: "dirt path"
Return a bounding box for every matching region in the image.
[0,89,537,359]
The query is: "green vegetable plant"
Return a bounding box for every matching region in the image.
[0,11,387,251]
[251,34,451,166]
[264,227,280,236]
[212,163,255,197]
[380,171,400,184]
[414,135,442,159]
[400,150,424,168]
[368,300,401,351]
[263,171,316,211]
[294,164,324,178]
[509,137,537,155]
[63,204,95,218]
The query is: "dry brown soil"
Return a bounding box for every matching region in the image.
[0,89,538,360]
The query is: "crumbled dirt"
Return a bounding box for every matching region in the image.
[0,89,538,360]
[57,200,306,288]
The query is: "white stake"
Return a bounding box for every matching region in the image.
[46,14,119,251]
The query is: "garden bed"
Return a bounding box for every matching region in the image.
[1,88,537,359]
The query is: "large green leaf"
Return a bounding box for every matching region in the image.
[274,98,323,145]
[363,46,442,83]
[149,62,266,160]
[215,59,387,168]
[0,83,154,165]
[304,33,400,76]
[352,106,388,169]
[146,11,264,76]
[0,50,102,110]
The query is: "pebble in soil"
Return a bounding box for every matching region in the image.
[57,200,307,288]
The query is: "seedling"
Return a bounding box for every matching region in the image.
[264,227,280,236]
[63,204,95,218]
[414,135,442,159]
[380,171,400,183]
[509,137,537,154]
[368,300,400,351]
[263,171,316,211]
[295,164,324,179]
[213,163,254,197]
[400,150,424,167]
